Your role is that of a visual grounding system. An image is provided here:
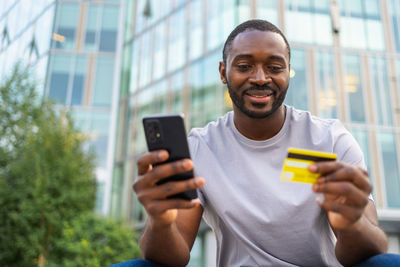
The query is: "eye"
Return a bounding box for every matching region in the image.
[268,66,285,73]
[236,64,252,71]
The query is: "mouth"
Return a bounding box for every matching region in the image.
[245,89,274,103]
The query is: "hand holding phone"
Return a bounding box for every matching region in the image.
[142,114,198,200]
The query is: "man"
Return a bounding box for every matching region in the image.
[132,20,389,266]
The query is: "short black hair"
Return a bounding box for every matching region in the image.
[222,19,291,63]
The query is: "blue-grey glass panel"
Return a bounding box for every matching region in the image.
[285,49,308,110]
[49,73,69,104]
[85,5,99,51]
[389,0,400,52]
[189,0,203,61]
[168,7,186,72]
[256,0,277,25]
[343,54,366,123]
[99,6,119,52]
[370,57,393,125]
[71,75,84,105]
[350,129,372,182]
[93,56,114,106]
[54,3,79,50]
[207,0,223,51]
[378,131,400,208]
[99,30,117,52]
[316,51,337,118]
[286,0,332,45]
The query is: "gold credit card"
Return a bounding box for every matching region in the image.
[281,148,337,184]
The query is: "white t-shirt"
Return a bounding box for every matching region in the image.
[188,105,366,267]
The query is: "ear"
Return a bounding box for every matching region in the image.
[219,61,227,84]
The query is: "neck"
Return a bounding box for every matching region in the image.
[233,105,286,140]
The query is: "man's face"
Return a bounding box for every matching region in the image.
[220,30,290,119]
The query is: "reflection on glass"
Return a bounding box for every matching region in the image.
[378,131,400,208]
[370,57,393,126]
[350,129,372,183]
[256,0,278,25]
[153,23,166,80]
[389,0,400,52]
[71,56,87,106]
[54,3,78,50]
[172,71,184,113]
[340,0,384,50]
[207,0,222,51]
[93,56,114,106]
[316,51,337,118]
[48,54,72,104]
[343,54,366,123]
[99,6,119,52]
[285,48,308,110]
[286,0,332,45]
[189,0,203,61]
[168,8,186,72]
[85,5,99,51]
[90,111,110,168]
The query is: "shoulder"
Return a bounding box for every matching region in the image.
[188,112,232,156]
[288,106,341,133]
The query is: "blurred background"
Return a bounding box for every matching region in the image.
[1,0,400,266]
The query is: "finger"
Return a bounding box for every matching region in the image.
[137,150,169,175]
[309,161,346,175]
[312,182,369,207]
[316,166,371,193]
[146,198,201,217]
[146,159,194,185]
[148,177,205,200]
[316,197,363,223]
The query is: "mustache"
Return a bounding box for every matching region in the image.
[243,85,276,94]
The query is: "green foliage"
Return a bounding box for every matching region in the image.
[48,212,140,267]
[0,65,139,266]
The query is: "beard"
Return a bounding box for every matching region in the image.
[227,82,287,119]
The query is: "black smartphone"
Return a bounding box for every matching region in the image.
[142,114,197,200]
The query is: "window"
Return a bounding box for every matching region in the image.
[48,54,72,104]
[153,23,166,80]
[53,3,78,50]
[99,6,119,52]
[285,48,308,110]
[256,0,278,25]
[343,54,366,123]
[370,57,393,126]
[189,0,203,61]
[389,0,400,52]
[350,129,372,183]
[172,71,184,113]
[92,56,115,106]
[286,0,332,45]
[168,8,186,72]
[340,0,385,50]
[71,56,87,106]
[90,111,110,168]
[85,5,100,51]
[378,131,400,208]
[315,51,338,118]
[207,0,222,51]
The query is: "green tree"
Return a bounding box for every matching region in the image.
[0,65,139,266]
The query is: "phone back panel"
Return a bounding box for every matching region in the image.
[143,115,197,200]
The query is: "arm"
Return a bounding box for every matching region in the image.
[134,150,205,266]
[310,163,388,266]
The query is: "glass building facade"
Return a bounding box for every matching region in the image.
[0,0,123,215]
[116,0,400,264]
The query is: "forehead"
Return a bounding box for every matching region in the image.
[228,30,289,62]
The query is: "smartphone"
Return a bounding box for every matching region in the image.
[142,114,197,200]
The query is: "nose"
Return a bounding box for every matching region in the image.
[249,66,270,86]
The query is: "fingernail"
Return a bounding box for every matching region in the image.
[309,164,317,173]
[316,197,322,205]
[312,184,319,192]
[158,150,168,159]
[183,159,192,168]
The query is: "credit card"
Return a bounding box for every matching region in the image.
[281,148,337,184]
